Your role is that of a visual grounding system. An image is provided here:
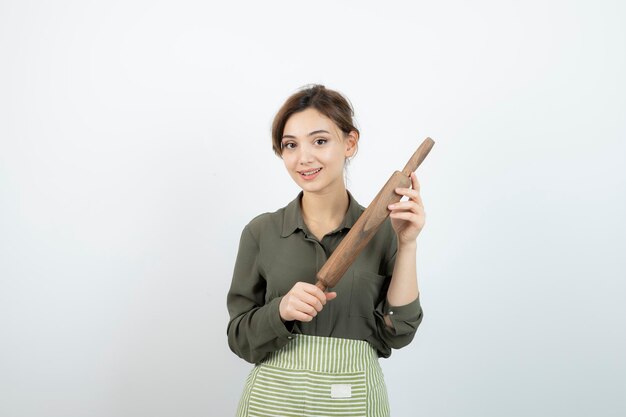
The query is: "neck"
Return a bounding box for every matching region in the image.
[301,186,350,226]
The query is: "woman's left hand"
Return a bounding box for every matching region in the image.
[388,172,426,245]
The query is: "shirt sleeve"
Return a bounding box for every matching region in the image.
[373,244,424,351]
[226,225,295,364]
[374,295,423,349]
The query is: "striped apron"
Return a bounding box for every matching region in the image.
[236,335,390,417]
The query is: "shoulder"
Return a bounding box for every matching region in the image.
[241,202,291,241]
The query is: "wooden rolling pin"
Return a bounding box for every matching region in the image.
[315,137,435,291]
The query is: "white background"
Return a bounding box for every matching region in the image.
[1,1,625,416]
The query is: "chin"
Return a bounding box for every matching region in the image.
[294,180,321,193]
[299,184,323,193]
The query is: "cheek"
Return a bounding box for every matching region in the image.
[320,149,344,166]
[281,152,292,165]
[282,155,298,171]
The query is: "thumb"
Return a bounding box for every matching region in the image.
[325,291,337,301]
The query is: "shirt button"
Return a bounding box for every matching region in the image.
[287,336,293,340]
[389,311,394,315]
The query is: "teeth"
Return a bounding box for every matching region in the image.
[301,168,321,176]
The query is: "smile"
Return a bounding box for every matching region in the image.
[299,168,322,176]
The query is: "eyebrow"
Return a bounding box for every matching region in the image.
[282,129,331,140]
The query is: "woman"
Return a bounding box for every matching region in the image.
[227,84,425,417]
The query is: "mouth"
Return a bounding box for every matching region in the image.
[298,167,322,179]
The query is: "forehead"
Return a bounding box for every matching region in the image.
[283,108,339,138]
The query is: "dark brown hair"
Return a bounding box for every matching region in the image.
[271,84,360,157]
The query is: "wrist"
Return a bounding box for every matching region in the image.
[397,239,417,251]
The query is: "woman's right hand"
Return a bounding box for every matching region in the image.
[279,282,337,322]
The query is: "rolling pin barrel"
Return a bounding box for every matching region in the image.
[315,170,410,291]
[314,138,435,291]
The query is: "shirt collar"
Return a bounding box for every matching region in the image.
[281,190,364,238]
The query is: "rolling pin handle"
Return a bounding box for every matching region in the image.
[315,280,328,292]
[401,137,435,176]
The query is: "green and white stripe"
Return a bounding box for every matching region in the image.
[236,335,390,417]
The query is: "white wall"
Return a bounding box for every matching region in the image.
[1,1,624,416]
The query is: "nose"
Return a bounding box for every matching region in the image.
[298,144,314,165]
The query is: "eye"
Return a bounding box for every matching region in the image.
[282,142,296,150]
[315,138,328,145]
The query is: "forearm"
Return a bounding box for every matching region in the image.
[386,239,419,306]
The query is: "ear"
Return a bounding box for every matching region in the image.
[344,130,359,158]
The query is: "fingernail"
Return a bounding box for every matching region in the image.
[388,204,395,209]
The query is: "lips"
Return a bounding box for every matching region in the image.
[299,168,322,176]
[298,167,322,180]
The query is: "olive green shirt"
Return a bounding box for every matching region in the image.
[226,191,423,364]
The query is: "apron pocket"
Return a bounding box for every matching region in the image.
[248,365,305,416]
[248,365,368,417]
[303,369,367,417]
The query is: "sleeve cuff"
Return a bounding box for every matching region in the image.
[376,295,423,336]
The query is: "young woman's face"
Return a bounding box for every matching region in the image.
[281,108,357,195]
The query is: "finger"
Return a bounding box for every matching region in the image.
[396,173,421,197]
[293,298,319,317]
[298,292,324,312]
[388,201,422,213]
[325,292,337,301]
[410,174,423,206]
[394,185,421,200]
[395,183,420,197]
[410,172,420,192]
[292,283,326,309]
[292,310,315,322]
[389,211,423,223]
[301,283,329,306]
